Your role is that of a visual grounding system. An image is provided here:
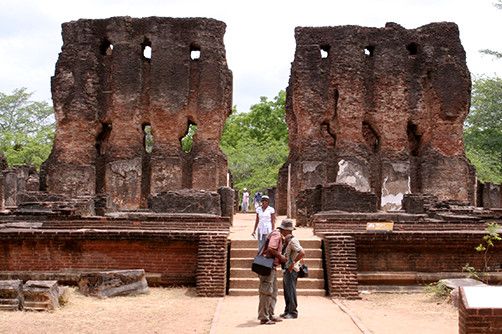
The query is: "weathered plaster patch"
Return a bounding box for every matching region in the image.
[336,160,371,192]
[303,161,321,173]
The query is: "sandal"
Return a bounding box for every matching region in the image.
[260,319,275,325]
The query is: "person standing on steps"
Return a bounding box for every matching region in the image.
[256,220,291,325]
[252,195,275,250]
[280,222,305,320]
[241,188,250,213]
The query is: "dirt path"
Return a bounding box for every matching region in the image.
[210,295,361,334]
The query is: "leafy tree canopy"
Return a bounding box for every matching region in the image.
[0,88,54,169]
[221,91,288,194]
[465,77,502,183]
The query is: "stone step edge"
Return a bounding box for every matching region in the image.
[230,277,324,282]
[359,285,425,293]
[230,246,322,250]
[228,288,326,296]
[230,257,323,261]
[230,267,324,272]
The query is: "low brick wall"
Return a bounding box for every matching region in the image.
[319,231,502,299]
[0,215,230,297]
[354,232,500,273]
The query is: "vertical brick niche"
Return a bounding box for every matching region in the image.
[459,286,502,334]
[324,235,360,299]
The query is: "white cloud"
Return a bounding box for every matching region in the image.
[0,0,501,111]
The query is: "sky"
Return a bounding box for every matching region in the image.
[0,0,501,112]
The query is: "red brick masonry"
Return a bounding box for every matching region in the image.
[320,231,502,299]
[0,215,230,297]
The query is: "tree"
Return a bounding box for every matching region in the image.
[221,91,288,193]
[0,88,55,169]
[464,77,502,183]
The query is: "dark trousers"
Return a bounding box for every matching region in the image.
[283,270,298,317]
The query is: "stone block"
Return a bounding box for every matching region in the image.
[296,185,322,227]
[402,193,438,214]
[440,278,486,308]
[78,269,149,298]
[148,189,221,215]
[482,183,502,209]
[218,186,234,223]
[3,170,17,207]
[275,163,289,215]
[321,183,378,213]
[43,162,96,197]
[16,191,95,216]
[0,280,23,311]
[105,158,143,209]
[23,280,60,311]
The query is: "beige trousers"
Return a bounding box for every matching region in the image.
[258,268,277,321]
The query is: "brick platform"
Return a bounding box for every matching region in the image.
[0,214,230,297]
[313,209,502,299]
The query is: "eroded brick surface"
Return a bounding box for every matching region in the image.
[285,22,472,215]
[42,17,232,210]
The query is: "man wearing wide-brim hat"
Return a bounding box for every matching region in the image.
[280,219,305,319]
[256,218,290,325]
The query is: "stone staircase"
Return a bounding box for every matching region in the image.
[228,239,326,296]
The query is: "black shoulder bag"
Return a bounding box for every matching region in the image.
[251,236,274,276]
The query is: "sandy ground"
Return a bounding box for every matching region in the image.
[0,287,218,334]
[0,288,458,334]
[343,293,458,334]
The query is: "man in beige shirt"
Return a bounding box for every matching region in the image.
[281,223,305,319]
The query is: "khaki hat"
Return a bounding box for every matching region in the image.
[278,219,295,231]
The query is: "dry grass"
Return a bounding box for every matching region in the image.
[0,287,219,334]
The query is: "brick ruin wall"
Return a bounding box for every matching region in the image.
[0,216,230,297]
[323,232,502,298]
[283,22,473,216]
[41,17,232,210]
